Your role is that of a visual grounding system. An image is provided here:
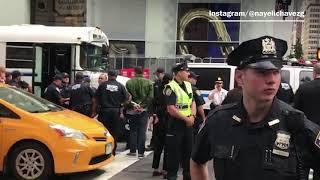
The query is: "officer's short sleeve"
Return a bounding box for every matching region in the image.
[164,86,176,105]
[120,83,129,102]
[192,120,213,164]
[193,88,205,106]
[51,87,61,101]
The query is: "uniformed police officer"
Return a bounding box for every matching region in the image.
[276,79,294,104]
[60,72,72,108]
[44,74,69,105]
[187,71,205,141]
[69,72,94,117]
[164,62,196,180]
[93,69,129,155]
[191,35,320,180]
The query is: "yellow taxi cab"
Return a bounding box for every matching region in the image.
[0,84,114,179]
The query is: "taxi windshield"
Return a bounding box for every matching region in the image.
[0,87,63,113]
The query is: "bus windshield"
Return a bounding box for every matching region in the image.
[80,43,108,71]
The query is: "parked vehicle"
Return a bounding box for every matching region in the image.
[188,63,313,110]
[0,84,114,179]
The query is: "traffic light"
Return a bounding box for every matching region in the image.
[317,48,320,61]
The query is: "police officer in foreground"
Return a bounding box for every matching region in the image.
[164,62,196,180]
[93,69,129,155]
[69,72,94,117]
[191,36,320,180]
[187,71,205,141]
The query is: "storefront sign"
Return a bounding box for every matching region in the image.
[55,0,86,15]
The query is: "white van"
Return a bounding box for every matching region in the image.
[188,63,313,110]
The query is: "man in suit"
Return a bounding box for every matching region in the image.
[294,62,320,180]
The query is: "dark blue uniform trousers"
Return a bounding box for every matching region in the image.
[165,125,192,180]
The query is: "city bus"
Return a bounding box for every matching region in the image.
[0,24,127,97]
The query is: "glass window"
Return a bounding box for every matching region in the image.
[281,70,290,84]
[299,70,313,85]
[0,87,63,113]
[80,43,108,71]
[0,104,19,119]
[189,68,231,90]
[6,45,34,68]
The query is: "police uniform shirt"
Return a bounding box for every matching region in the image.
[164,79,194,106]
[70,83,94,108]
[44,83,61,105]
[60,84,72,98]
[192,85,205,107]
[276,82,294,104]
[192,99,320,180]
[95,79,129,109]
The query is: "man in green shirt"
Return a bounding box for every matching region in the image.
[126,66,153,158]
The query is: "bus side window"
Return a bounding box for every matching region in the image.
[299,70,313,85]
[6,43,34,69]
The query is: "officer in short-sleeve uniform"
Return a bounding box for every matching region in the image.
[191,36,320,180]
[164,62,196,180]
[93,70,129,155]
[69,72,94,117]
[44,74,64,105]
[188,71,206,141]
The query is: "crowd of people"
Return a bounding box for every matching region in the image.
[2,35,320,180]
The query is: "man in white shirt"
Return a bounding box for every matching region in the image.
[208,77,228,109]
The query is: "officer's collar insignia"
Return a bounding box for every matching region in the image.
[268,119,280,126]
[272,131,290,157]
[232,115,241,123]
[195,90,201,96]
[262,37,276,55]
[314,131,320,148]
[165,88,172,96]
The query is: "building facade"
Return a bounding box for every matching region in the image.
[302,0,320,60]
[1,0,296,66]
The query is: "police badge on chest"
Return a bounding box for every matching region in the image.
[272,131,291,157]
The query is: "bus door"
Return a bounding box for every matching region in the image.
[32,44,72,97]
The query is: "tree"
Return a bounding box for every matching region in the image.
[294,38,303,59]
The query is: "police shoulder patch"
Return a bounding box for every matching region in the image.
[195,90,201,96]
[165,87,172,96]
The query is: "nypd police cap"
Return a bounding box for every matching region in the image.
[227,36,288,70]
[172,62,189,73]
